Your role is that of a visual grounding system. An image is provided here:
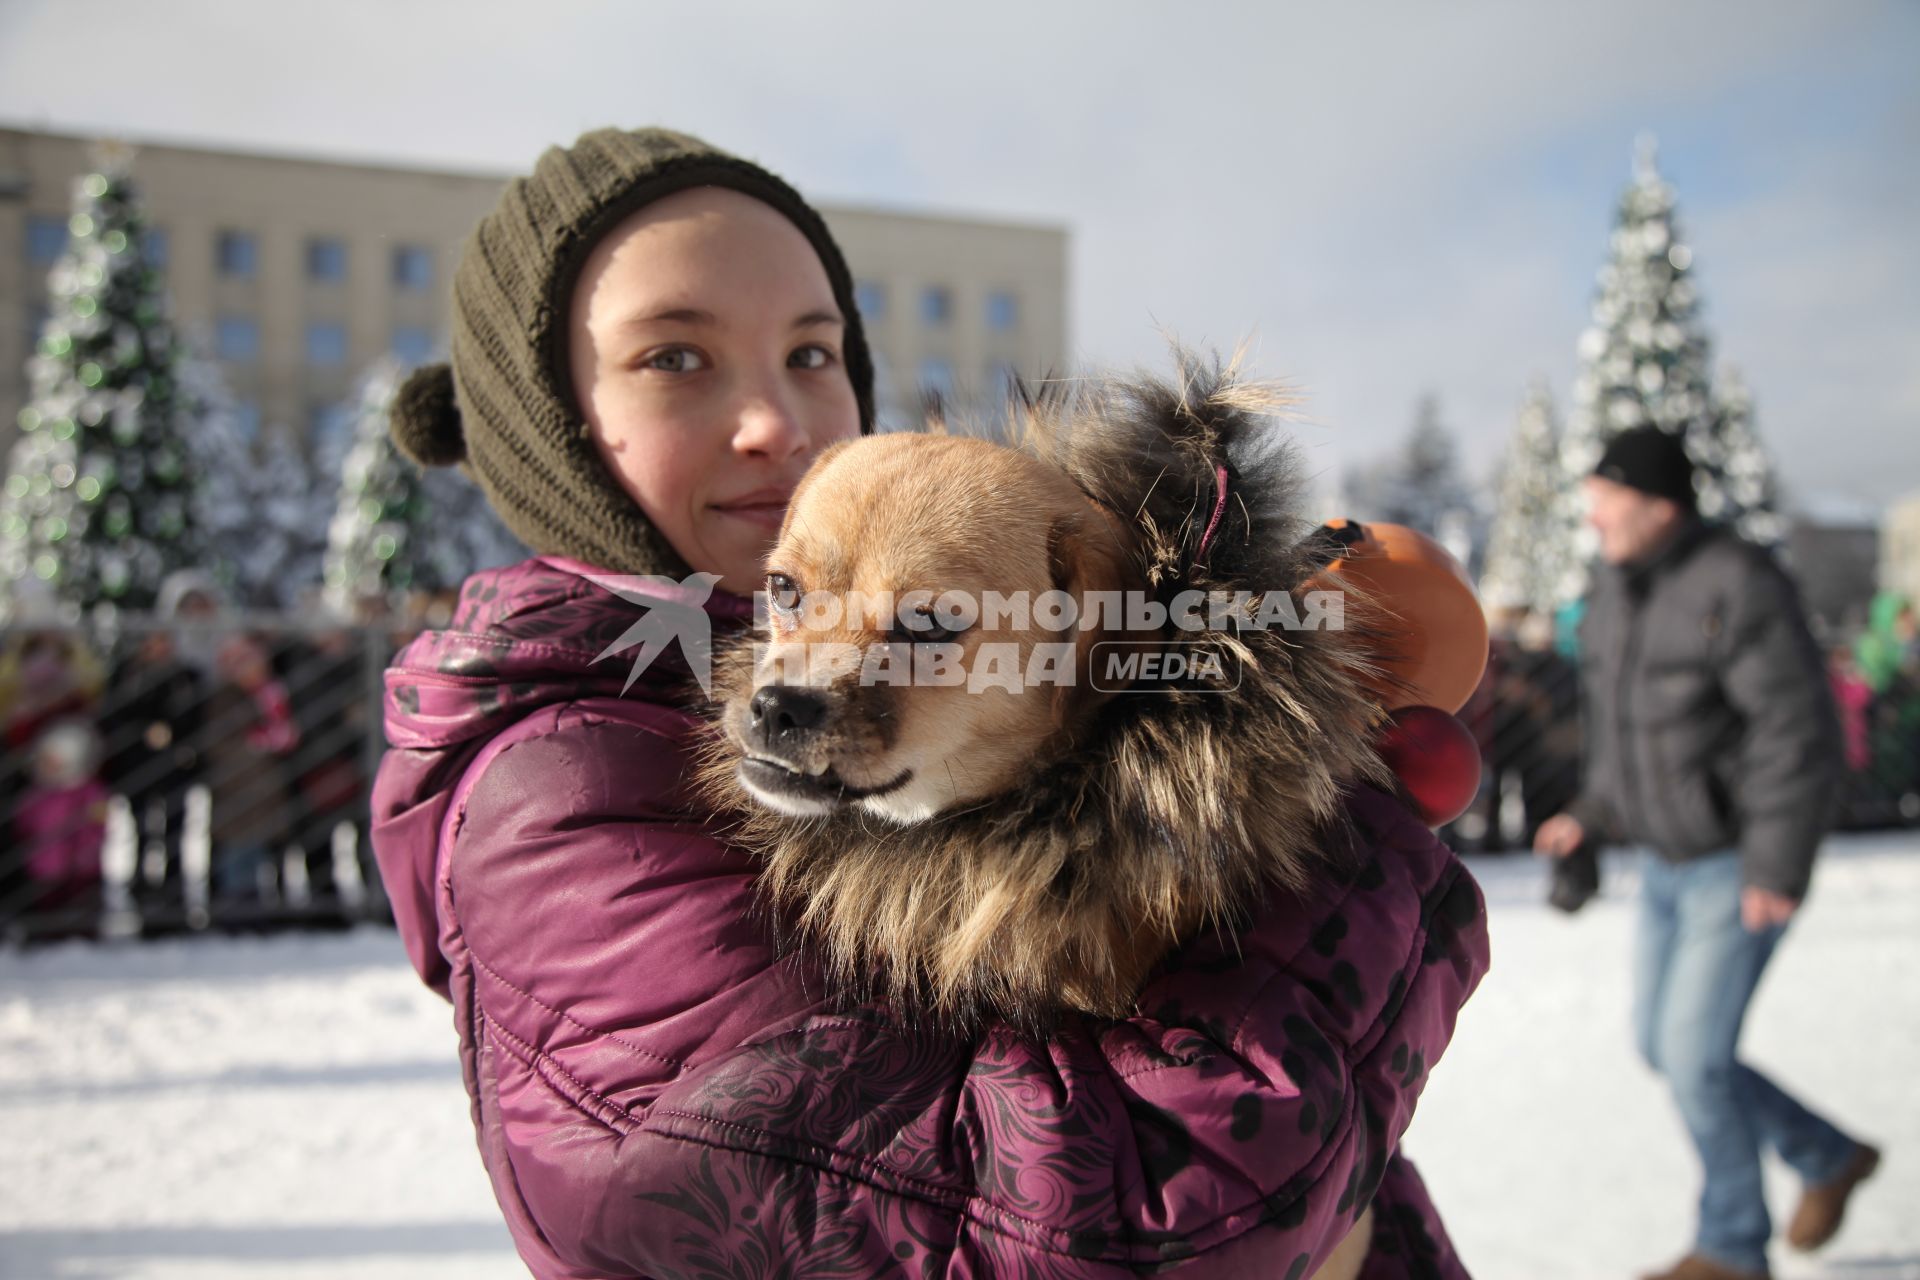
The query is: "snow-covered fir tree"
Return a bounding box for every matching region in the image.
[175,351,251,595]
[248,428,331,610]
[418,453,527,593]
[1480,381,1570,615]
[1344,395,1478,541]
[0,149,201,618]
[176,354,328,610]
[322,359,524,616]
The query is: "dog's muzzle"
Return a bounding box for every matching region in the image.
[736,683,911,813]
[746,684,828,754]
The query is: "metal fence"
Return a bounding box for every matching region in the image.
[1,618,396,944]
[2,617,1915,947]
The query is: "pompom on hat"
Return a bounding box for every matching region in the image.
[389,363,465,468]
[389,127,876,576]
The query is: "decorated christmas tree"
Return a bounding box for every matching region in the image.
[0,148,201,618]
[323,361,431,615]
[322,359,524,616]
[1480,381,1571,614]
[1561,138,1717,479]
[1699,364,1787,547]
[1557,136,1785,598]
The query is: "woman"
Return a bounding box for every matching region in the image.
[371,127,1487,1278]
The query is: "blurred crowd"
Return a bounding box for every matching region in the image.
[1830,592,1920,827]
[0,573,455,943]
[1448,592,1920,861]
[3,571,1916,946]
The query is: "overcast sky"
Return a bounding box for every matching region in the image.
[2,0,1914,511]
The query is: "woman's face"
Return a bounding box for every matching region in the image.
[568,186,861,596]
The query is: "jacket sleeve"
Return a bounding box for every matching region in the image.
[1719,551,1843,899]
[450,712,1487,1279]
[1563,786,1619,845]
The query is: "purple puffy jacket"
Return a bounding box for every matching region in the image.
[371,557,1489,1279]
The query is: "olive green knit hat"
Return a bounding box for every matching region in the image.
[389,127,876,576]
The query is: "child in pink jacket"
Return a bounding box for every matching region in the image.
[372,126,1489,1279]
[14,718,109,929]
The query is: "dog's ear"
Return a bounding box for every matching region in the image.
[1046,504,1140,723]
[1047,508,1133,599]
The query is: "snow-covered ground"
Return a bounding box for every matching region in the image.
[1414,834,1920,1280]
[2,832,1914,1280]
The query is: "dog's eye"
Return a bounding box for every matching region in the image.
[890,609,959,646]
[766,573,802,616]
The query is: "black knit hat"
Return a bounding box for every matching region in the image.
[389,127,876,576]
[1593,426,1697,510]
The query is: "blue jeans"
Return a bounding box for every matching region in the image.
[1633,850,1857,1273]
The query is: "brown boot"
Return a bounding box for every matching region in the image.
[1786,1142,1881,1251]
[1637,1253,1770,1280]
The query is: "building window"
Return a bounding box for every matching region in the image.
[233,398,261,442]
[917,358,955,403]
[307,237,348,283]
[217,230,258,279]
[26,303,50,347]
[920,285,952,328]
[855,280,887,322]
[27,215,67,265]
[989,361,1022,398]
[986,290,1019,332]
[144,227,169,269]
[306,321,349,366]
[391,325,434,366]
[392,244,433,291]
[215,315,260,362]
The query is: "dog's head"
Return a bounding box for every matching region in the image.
[704,355,1392,1027]
[720,432,1141,823]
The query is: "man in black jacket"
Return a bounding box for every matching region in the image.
[1536,427,1880,1280]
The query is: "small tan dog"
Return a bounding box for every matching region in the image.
[707,357,1390,1276]
[707,357,1390,1030]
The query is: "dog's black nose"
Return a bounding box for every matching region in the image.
[748,685,828,745]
